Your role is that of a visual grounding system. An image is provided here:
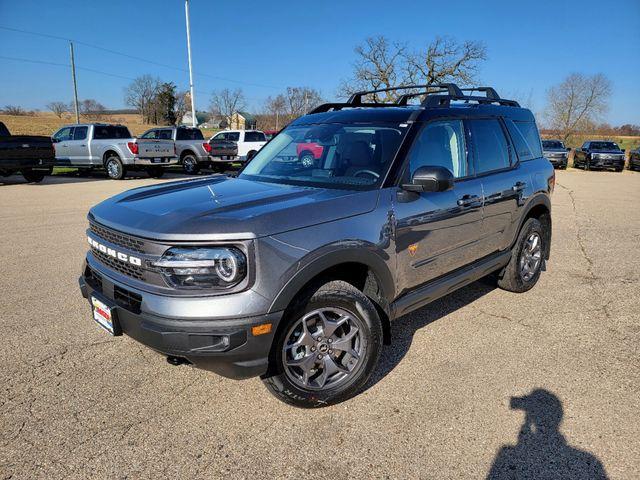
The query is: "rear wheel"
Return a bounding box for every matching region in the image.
[105,155,126,180]
[182,153,200,174]
[262,280,383,408]
[22,168,50,183]
[497,218,545,293]
[299,151,315,168]
[246,150,257,161]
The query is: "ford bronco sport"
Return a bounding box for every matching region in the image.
[79,84,554,408]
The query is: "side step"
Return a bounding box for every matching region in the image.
[390,250,511,319]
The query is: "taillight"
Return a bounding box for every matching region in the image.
[127,142,139,155]
[203,142,212,153]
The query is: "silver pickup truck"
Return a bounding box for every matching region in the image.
[52,123,177,179]
[139,126,209,174]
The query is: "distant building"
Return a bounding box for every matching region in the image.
[180,111,210,127]
[190,111,258,130]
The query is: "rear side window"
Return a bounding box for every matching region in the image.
[176,128,204,140]
[513,121,542,158]
[94,126,132,139]
[158,130,173,140]
[73,126,88,140]
[505,120,534,161]
[227,132,240,141]
[469,119,511,173]
[245,131,266,142]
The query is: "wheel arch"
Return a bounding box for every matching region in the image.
[102,149,121,165]
[268,249,395,345]
[516,194,552,259]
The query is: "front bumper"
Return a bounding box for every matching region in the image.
[79,263,282,379]
[589,157,625,169]
[547,157,568,168]
[208,155,246,163]
[1,157,55,170]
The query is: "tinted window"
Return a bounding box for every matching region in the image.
[514,121,543,158]
[176,128,204,140]
[73,126,88,140]
[227,132,240,141]
[590,141,620,151]
[542,140,564,149]
[54,127,74,141]
[245,131,266,142]
[140,130,158,139]
[158,129,173,140]
[93,126,132,139]
[505,120,535,161]
[469,119,511,173]
[407,120,468,178]
[211,133,225,142]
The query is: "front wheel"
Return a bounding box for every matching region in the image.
[262,280,383,408]
[182,154,200,174]
[497,218,545,293]
[105,155,126,180]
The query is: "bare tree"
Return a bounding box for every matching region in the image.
[124,75,161,124]
[3,105,29,116]
[285,87,324,117]
[339,35,487,101]
[78,99,107,120]
[175,90,191,125]
[46,101,68,118]
[264,94,287,129]
[545,73,612,142]
[209,88,246,128]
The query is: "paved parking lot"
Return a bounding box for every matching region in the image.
[1,169,638,479]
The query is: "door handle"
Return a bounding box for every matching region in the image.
[457,194,481,207]
[512,181,526,192]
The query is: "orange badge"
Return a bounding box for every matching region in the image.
[408,244,418,256]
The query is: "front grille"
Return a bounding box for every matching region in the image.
[92,249,144,280]
[84,265,103,292]
[90,222,145,253]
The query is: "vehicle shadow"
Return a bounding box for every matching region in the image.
[487,389,608,479]
[365,279,496,389]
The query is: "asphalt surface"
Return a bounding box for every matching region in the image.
[1,169,638,479]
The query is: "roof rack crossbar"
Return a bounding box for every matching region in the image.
[347,83,464,105]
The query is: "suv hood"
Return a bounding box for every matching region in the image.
[89,176,379,241]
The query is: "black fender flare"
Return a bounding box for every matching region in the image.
[513,192,552,257]
[268,244,395,314]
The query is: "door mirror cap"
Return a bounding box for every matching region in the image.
[402,166,454,193]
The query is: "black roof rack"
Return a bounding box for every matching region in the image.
[310,83,519,114]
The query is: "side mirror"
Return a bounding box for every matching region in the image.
[566,147,571,151]
[51,137,59,143]
[621,149,626,153]
[402,166,454,193]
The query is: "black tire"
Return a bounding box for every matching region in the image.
[182,153,200,175]
[584,158,590,171]
[246,150,257,161]
[262,280,383,408]
[497,218,545,293]
[147,167,165,178]
[22,168,49,183]
[105,155,126,180]
[615,167,623,172]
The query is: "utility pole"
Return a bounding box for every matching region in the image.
[69,41,80,124]
[184,0,197,127]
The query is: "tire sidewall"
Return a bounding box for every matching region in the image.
[182,154,199,174]
[264,285,382,408]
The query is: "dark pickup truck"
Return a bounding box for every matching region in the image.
[573,140,625,171]
[0,122,55,183]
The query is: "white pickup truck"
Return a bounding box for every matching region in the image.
[52,123,177,179]
[208,130,266,168]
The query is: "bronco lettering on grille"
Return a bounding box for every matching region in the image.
[87,236,142,266]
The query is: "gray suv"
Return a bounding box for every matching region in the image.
[79,84,554,407]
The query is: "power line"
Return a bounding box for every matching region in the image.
[0,25,283,90]
[0,55,137,81]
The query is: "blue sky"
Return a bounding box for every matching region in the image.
[1,0,639,125]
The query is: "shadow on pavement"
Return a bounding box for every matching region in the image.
[366,279,496,389]
[487,389,608,479]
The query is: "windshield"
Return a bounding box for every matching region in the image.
[239,123,408,190]
[542,140,564,149]
[590,141,620,151]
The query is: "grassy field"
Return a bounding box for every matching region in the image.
[0,112,220,138]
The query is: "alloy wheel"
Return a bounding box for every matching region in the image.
[519,232,542,281]
[282,307,365,390]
